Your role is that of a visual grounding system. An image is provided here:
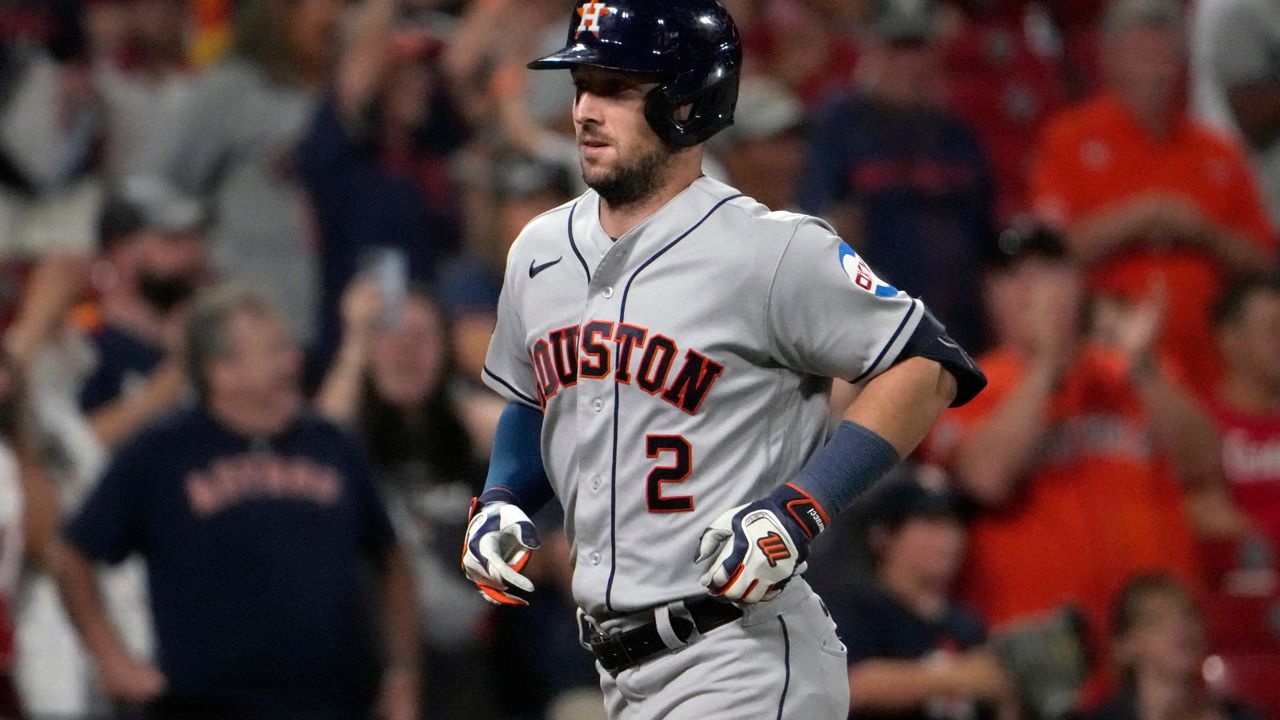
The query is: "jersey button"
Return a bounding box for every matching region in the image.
[590,475,602,490]
[602,286,614,298]
[592,398,604,412]
[589,551,601,565]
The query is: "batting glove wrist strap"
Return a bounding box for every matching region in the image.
[766,482,830,541]
[461,497,541,606]
[695,485,828,604]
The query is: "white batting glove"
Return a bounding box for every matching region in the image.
[695,484,828,604]
[461,499,541,606]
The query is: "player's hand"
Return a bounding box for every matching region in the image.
[695,485,825,603]
[461,498,541,606]
[97,651,167,704]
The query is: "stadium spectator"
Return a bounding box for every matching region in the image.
[1192,0,1280,230]
[75,183,206,452]
[317,279,490,719]
[298,0,466,375]
[3,181,207,717]
[1038,0,1107,99]
[439,152,574,385]
[0,0,101,260]
[486,505,600,720]
[1209,277,1280,551]
[1088,573,1262,720]
[799,0,997,352]
[943,0,1067,221]
[157,0,343,347]
[49,288,419,720]
[0,443,17,715]
[1031,0,1276,394]
[740,0,859,108]
[709,75,806,211]
[924,224,1209,690]
[442,0,571,154]
[824,467,1016,720]
[0,354,58,719]
[88,0,197,184]
[6,180,206,469]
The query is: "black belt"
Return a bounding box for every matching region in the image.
[581,596,744,676]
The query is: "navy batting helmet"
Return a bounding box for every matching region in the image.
[528,0,742,148]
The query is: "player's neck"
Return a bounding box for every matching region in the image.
[598,152,704,239]
[1218,373,1280,416]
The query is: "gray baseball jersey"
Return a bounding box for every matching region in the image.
[482,175,924,619]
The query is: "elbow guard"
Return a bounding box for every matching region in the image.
[897,307,987,407]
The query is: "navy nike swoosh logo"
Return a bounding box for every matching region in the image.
[529,257,563,278]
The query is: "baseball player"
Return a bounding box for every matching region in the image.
[462,0,988,717]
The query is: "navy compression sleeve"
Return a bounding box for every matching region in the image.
[479,401,554,512]
[777,420,900,523]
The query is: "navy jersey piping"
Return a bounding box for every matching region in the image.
[776,616,792,719]
[850,300,918,385]
[603,193,743,612]
[483,365,540,408]
[567,200,591,282]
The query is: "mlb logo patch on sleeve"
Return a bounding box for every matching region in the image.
[838,242,898,297]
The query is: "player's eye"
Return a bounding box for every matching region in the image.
[575,79,629,98]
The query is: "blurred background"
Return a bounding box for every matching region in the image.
[0,0,1279,717]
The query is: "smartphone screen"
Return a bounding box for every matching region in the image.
[357,246,408,328]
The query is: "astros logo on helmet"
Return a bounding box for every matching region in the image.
[575,2,615,37]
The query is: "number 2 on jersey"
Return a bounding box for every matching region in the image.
[646,435,693,512]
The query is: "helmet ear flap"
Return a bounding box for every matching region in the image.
[643,66,741,148]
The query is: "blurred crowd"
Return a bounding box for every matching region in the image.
[0,0,1278,717]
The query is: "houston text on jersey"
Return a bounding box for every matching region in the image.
[529,320,724,414]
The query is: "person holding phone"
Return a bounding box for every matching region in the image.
[296,0,466,377]
[317,279,492,718]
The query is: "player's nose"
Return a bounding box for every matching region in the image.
[573,90,605,126]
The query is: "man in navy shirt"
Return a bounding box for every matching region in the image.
[797,0,997,352]
[296,0,467,378]
[826,468,1013,720]
[49,288,419,720]
[78,185,208,451]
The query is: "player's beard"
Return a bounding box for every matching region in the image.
[582,141,672,209]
